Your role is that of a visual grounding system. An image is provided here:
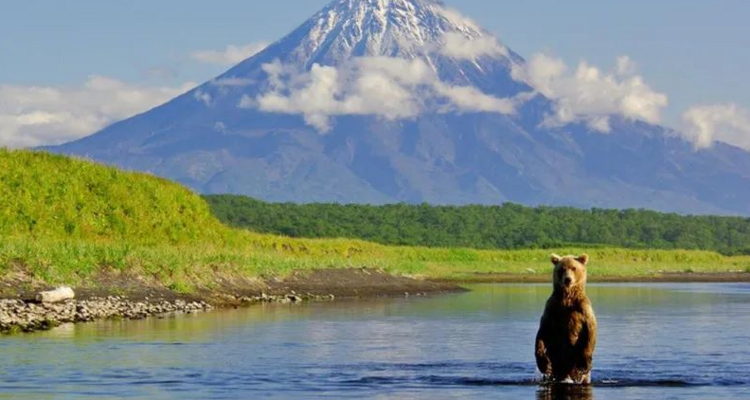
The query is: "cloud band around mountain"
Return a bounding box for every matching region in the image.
[245,57,519,132]
[683,103,750,150]
[510,53,669,133]
[2,35,747,152]
[244,49,673,138]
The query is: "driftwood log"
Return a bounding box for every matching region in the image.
[36,287,75,303]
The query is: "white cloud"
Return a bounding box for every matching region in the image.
[616,56,637,76]
[587,116,612,133]
[190,43,269,66]
[193,89,212,106]
[433,4,483,32]
[237,95,256,110]
[433,83,515,114]
[0,76,194,148]
[249,57,517,131]
[143,66,179,80]
[211,77,255,87]
[512,54,668,132]
[440,32,508,60]
[682,103,750,150]
[511,54,565,98]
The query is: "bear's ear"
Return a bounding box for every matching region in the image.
[550,254,562,265]
[577,254,590,266]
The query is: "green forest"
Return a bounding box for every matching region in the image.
[205,195,750,255]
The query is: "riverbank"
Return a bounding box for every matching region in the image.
[0,268,463,334]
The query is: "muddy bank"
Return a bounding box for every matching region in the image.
[265,268,464,298]
[1,268,463,302]
[1,268,463,334]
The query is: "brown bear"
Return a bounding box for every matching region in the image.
[535,253,597,384]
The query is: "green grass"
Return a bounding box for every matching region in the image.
[0,148,229,244]
[1,148,749,293]
[2,236,748,291]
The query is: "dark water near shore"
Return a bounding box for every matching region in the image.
[2,283,750,399]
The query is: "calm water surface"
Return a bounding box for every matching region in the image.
[2,283,750,399]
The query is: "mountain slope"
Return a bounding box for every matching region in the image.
[49,0,750,215]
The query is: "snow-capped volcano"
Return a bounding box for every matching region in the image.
[49,0,750,215]
[214,0,526,107]
[204,0,526,131]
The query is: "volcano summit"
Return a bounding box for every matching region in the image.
[51,0,750,215]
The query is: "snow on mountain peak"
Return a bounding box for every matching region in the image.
[280,0,506,66]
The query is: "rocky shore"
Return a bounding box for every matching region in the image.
[0,297,212,333]
[0,268,464,334]
[0,292,344,334]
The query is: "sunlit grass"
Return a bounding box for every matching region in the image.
[2,236,748,291]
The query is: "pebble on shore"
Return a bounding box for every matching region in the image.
[235,293,335,304]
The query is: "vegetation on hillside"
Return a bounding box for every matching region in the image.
[0,149,748,294]
[205,195,750,255]
[0,149,228,244]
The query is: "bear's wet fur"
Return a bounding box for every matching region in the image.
[535,254,597,384]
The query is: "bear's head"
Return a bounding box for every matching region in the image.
[550,254,589,292]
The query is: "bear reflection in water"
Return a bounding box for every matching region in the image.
[537,384,594,400]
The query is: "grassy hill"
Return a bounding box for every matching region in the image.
[1,149,749,294]
[0,149,227,244]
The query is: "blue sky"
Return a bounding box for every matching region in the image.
[1,0,749,147]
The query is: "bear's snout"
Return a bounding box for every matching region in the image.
[561,269,576,287]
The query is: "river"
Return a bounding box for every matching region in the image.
[2,283,749,399]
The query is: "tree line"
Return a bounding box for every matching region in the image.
[204,195,750,255]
